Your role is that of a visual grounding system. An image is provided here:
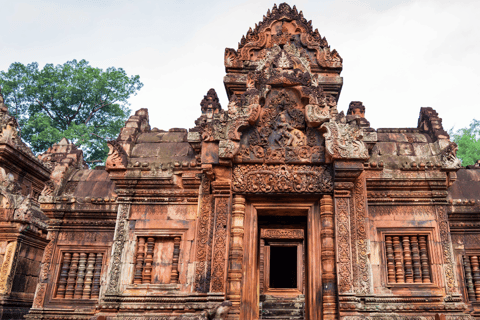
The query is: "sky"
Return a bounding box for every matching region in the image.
[1,0,479,132]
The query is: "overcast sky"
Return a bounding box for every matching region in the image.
[2,0,479,133]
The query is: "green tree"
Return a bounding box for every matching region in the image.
[0,59,143,163]
[450,119,480,166]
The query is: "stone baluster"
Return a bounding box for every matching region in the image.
[393,236,404,283]
[91,253,102,299]
[320,195,336,320]
[227,195,245,313]
[82,253,96,299]
[385,236,396,283]
[143,237,155,284]
[56,253,71,298]
[74,253,87,298]
[134,237,145,284]
[65,252,79,298]
[403,236,413,283]
[410,236,422,283]
[470,256,480,301]
[170,236,181,284]
[464,255,475,301]
[418,236,431,283]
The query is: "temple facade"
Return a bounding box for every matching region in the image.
[1,3,480,320]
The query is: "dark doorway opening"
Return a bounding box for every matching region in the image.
[269,246,297,288]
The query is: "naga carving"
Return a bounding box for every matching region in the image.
[106,139,128,170]
[322,118,369,160]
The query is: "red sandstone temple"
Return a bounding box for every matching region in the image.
[1,3,479,320]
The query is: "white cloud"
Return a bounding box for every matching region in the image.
[1,0,478,133]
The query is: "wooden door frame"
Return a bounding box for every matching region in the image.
[240,199,322,320]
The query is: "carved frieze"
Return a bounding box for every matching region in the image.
[232,164,333,193]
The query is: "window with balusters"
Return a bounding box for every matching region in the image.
[463,254,480,301]
[54,251,104,299]
[384,234,432,284]
[132,236,181,284]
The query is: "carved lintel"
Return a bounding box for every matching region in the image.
[233,164,333,194]
[260,228,304,239]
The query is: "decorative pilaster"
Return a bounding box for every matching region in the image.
[210,196,230,292]
[335,193,353,294]
[0,241,20,295]
[194,176,215,293]
[105,203,131,295]
[227,195,245,314]
[321,194,337,320]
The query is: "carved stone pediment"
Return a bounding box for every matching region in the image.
[232,164,333,193]
[225,3,342,70]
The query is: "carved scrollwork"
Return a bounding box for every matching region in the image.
[322,120,369,160]
[232,164,332,193]
[106,139,128,170]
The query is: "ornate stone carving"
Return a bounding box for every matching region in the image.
[195,176,214,293]
[0,241,19,294]
[440,142,462,169]
[335,197,353,293]
[436,205,457,293]
[232,164,332,193]
[210,197,229,292]
[106,139,128,170]
[322,120,369,160]
[260,229,304,239]
[106,203,131,295]
[354,173,371,294]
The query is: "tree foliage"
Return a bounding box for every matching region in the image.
[0,59,143,163]
[450,119,480,166]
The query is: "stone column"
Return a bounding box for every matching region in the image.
[321,194,337,320]
[226,195,245,316]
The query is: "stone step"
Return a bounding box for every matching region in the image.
[260,308,304,317]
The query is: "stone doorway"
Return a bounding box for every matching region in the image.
[259,227,305,319]
[240,200,325,320]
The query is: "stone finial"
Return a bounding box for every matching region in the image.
[200,89,222,119]
[347,101,365,118]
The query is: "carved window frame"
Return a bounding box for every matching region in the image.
[50,246,109,304]
[125,229,187,292]
[378,228,440,288]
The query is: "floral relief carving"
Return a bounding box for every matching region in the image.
[106,203,131,295]
[210,197,229,292]
[195,176,215,293]
[232,164,333,193]
[336,197,353,293]
[354,173,371,294]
